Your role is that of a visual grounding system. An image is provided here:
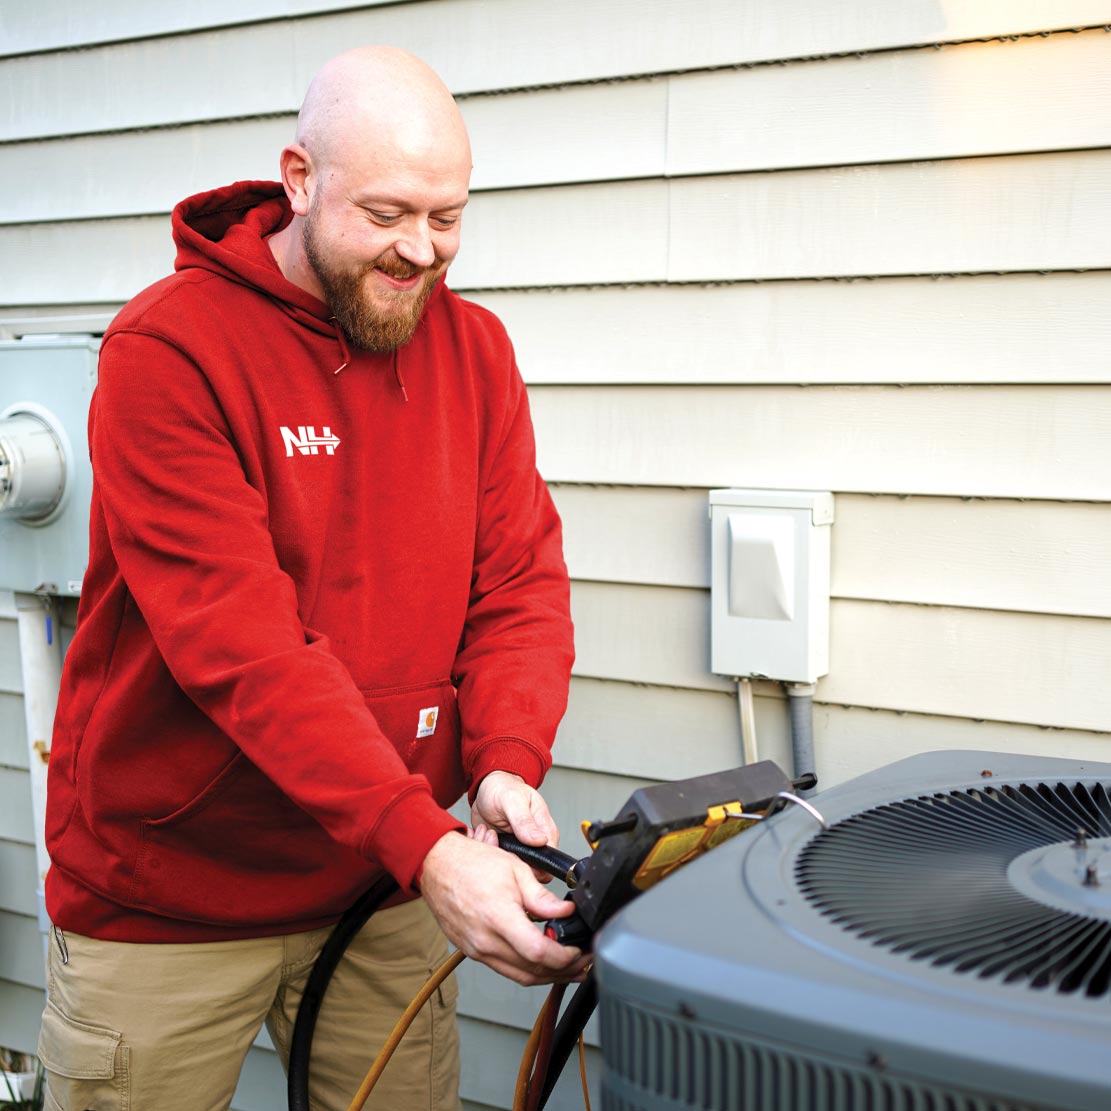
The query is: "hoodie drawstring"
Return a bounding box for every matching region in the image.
[331,322,408,402]
[333,325,351,375]
[392,349,409,402]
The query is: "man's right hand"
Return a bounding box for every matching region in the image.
[418,830,591,986]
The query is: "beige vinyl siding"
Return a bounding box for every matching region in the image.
[11,28,1111,226]
[5,1,1108,137]
[2,3,1110,1108]
[531,385,1111,499]
[0,604,41,1058]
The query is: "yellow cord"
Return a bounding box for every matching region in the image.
[578,1032,592,1111]
[344,948,466,1111]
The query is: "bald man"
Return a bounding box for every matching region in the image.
[39,47,583,1111]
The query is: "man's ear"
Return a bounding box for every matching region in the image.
[279,144,313,217]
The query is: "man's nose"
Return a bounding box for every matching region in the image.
[395,220,436,268]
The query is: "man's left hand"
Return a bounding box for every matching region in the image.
[471,771,561,880]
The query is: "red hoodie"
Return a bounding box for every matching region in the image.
[45,182,574,942]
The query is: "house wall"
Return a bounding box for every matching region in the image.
[2,3,1109,1108]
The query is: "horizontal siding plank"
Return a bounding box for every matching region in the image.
[811,701,1111,791]
[0,840,37,917]
[553,487,1111,619]
[664,150,1111,283]
[531,385,1111,500]
[570,582,732,696]
[2,0,395,57]
[473,272,1111,386]
[13,30,1111,223]
[570,581,1111,732]
[0,767,33,842]
[823,601,1111,733]
[5,1,1108,139]
[8,151,1111,304]
[553,485,711,592]
[667,29,1111,177]
[1,216,172,306]
[557,677,789,784]
[0,910,43,990]
[556,675,1111,789]
[831,496,1111,617]
[0,981,45,1056]
[1,119,292,227]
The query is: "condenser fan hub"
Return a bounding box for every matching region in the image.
[1009,837,1111,921]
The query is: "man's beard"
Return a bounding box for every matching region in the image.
[302,211,443,352]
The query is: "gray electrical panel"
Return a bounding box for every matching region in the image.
[0,337,98,595]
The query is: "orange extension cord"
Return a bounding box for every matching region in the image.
[343,951,591,1111]
[344,949,466,1111]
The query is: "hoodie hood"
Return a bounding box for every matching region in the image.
[172,181,334,337]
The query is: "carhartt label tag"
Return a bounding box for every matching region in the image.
[416,706,439,738]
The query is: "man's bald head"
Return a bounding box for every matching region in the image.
[270,47,472,350]
[295,46,471,177]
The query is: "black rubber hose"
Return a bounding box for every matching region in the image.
[536,970,598,1110]
[287,874,399,1111]
[496,831,582,886]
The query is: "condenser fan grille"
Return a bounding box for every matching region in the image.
[796,781,1111,999]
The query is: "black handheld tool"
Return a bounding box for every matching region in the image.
[498,760,815,952]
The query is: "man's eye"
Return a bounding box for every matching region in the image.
[431,216,459,230]
[369,211,400,224]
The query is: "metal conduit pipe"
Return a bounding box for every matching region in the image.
[785,682,817,796]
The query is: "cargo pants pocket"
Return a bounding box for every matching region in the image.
[38,999,129,1111]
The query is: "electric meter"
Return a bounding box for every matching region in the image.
[0,407,69,522]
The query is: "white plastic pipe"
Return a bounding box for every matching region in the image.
[15,592,62,934]
[735,677,758,766]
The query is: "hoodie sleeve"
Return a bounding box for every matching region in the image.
[90,329,463,891]
[452,353,575,800]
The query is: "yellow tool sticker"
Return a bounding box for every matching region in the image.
[632,802,756,890]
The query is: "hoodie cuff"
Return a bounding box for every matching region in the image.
[360,787,466,894]
[466,736,550,805]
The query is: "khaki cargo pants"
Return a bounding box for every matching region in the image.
[37,898,461,1111]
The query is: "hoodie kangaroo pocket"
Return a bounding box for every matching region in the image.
[129,751,372,926]
[127,679,465,926]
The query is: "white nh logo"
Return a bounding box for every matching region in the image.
[280,426,341,457]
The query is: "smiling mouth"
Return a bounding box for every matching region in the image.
[372,266,423,292]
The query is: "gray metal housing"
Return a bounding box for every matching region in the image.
[594,750,1111,1111]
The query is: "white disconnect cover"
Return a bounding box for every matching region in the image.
[709,488,834,683]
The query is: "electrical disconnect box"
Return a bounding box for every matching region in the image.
[709,488,834,683]
[0,337,98,595]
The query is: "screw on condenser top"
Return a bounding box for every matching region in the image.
[1084,862,1100,888]
[1073,827,1089,849]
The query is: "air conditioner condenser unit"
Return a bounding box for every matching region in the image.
[594,750,1111,1111]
